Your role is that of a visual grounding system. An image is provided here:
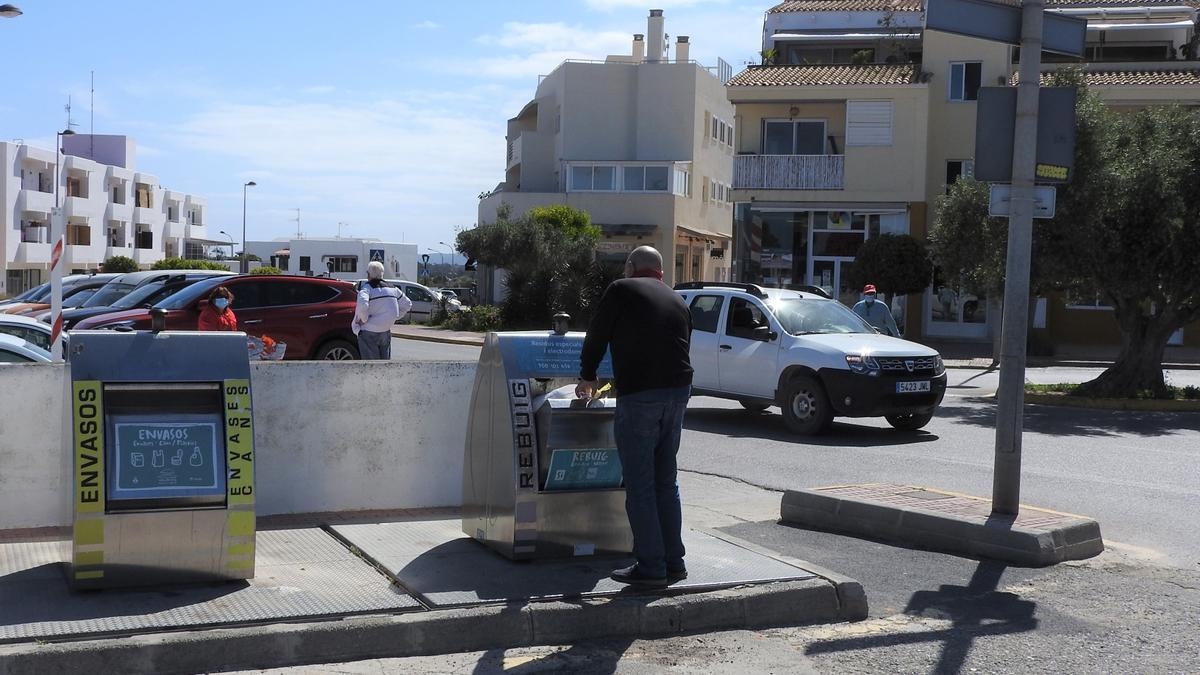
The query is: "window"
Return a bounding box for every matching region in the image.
[763,120,825,155]
[673,166,691,196]
[135,184,153,208]
[725,298,768,340]
[719,120,727,144]
[271,282,339,306]
[403,284,434,303]
[299,256,311,272]
[727,122,734,148]
[111,185,125,204]
[328,256,358,273]
[568,164,616,191]
[1066,288,1113,310]
[167,204,179,222]
[946,160,974,187]
[949,62,982,101]
[846,101,893,147]
[0,326,51,351]
[229,281,268,310]
[0,350,33,363]
[135,228,153,249]
[712,116,719,141]
[689,295,724,333]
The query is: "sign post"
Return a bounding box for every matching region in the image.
[50,206,65,361]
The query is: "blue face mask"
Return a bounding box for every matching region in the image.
[864,295,876,305]
[213,298,230,310]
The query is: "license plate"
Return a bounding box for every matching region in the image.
[897,381,931,393]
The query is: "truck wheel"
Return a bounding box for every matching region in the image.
[885,411,935,431]
[740,401,771,413]
[780,375,833,435]
[316,339,359,360]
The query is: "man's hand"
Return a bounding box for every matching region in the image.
[576,379,598,399]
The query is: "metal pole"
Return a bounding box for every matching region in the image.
[241,184,248,273]
[992,0,1044,515]
[49,132,66,361]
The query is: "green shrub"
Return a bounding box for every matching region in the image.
[152,257,230,271]
[444,305,502,332]
[250,266,284,275]
[103,255,138,273]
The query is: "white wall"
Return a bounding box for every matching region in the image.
[0,359,476,530]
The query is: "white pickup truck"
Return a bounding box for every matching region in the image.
[675,282,947,435]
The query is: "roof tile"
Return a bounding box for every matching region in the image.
[727,63,921,87]
[1014,68,1200,86]
[768,0,1200,11]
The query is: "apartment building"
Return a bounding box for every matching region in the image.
[244,237,418,283]
[0,134,218,296]
[728,0,1200,351]
[478,9,737,288]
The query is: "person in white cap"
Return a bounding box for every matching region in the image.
[353,261,412,359]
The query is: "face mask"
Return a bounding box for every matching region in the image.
[864,295,876,305]
[214,298,230,310]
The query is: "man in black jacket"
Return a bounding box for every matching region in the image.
[577,246,692,587]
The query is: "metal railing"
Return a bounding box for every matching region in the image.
[733,154,844,190]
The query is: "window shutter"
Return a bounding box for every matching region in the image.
[846,100,893,147]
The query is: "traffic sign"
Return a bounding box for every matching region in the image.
[974,87,1077,184]
[925,0,1088,56]
[988,184,1056,219]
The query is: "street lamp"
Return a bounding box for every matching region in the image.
[240,181,256,273]
[438,240,455,265]
[426,247,444,266]
[0,4,22,18]
[218,229,235,260]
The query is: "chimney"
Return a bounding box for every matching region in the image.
[676,36,690,63]
[647,9,665,63]
[632,33,645,61]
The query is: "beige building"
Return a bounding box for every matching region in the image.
[477,9,737,288]
[728,0,1200,351]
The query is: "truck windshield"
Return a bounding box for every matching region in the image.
[773,299,875,335]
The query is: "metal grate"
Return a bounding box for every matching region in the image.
[876,356,938,373]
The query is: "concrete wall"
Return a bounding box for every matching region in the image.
[0,359,476,530]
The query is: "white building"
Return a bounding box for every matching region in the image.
[245,237,418,283]
[0,135,219,296]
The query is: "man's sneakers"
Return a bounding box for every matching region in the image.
[610,563,688,588]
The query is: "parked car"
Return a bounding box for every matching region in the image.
[75,275,361,360]
[0,314,65,354]
[674,282,947,434]
[0,332,52,363]
[353,279,463,324]
[52,271,235,329]
[1,273,119,317]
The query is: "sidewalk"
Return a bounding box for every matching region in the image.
[0,474,864,675]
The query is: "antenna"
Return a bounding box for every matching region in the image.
[64,96,79,133]
[90,71,95,157]
[337,221,348,238]
[293,208,302,238]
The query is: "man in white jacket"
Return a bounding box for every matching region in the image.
[353,261,412,359]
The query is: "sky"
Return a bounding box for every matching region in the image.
[1,0,765,258]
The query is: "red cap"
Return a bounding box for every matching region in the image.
[863,284,877,294]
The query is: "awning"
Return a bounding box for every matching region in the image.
[676,225,731,242]
[184,235,238,246]
[1088,19,1195,30]
[273,248,291,256]
[770,32,922,42]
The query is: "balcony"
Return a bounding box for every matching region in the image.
[16,189,53,217]
[133,248,163,265]
[63,244,102,266]
[64,195,100,220]
[14,243,52,264]
[105,203,132,223]
[185,224,209,241]
[133,206,163,225]
[164,221,186,240]
[733,155,844,191]
[506,135,523,170]
[106,245,134,259]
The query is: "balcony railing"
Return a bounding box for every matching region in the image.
[733,154,844,190]
[507,136,522,170]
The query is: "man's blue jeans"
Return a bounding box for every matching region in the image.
[613,385,690,578]
[357,330,391,360]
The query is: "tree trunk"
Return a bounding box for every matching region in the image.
[1076,314,1174,398]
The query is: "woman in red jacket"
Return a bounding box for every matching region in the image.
[198,286,238,331]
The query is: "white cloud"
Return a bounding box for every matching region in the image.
[413,20,440,29]
[477,22,631,53]
[302,85,337,95]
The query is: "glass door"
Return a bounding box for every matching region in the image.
[810,258,858,307]
[924,267,990,338]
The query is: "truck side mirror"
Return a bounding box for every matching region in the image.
[752,325,776,342]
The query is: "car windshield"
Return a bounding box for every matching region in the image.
[9,284,47,302]
[64,288,99,308]
[80,282,136,308]
[24,283,52,303]
[113,280,169,309]
[155,277,227,310]
[772,298,875,335]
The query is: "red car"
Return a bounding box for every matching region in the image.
[74,275,362,360]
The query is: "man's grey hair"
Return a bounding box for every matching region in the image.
[627,246,663,273]
[367,260,385,280]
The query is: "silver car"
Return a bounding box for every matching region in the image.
[0,332,52,363]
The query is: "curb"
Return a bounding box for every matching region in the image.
[1023,392,1200,413]
[0,578,854,675]
[390,329,484,347]
[780,487,1104,567]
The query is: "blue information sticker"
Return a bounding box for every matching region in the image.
[107,414,226,501]
[542,448,623,491]
[507,335,613,378]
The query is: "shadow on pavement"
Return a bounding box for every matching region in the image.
[804,560,1038,673]
[684,407,940,447]
[935,401,1200,438]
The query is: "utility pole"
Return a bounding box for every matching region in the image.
[992,0,1045,516]
[294,208,302,238]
